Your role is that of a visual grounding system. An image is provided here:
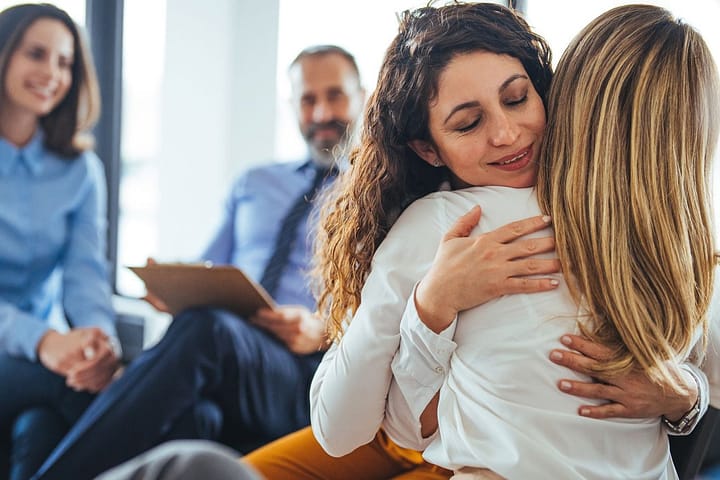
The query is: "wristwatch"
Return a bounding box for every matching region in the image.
[662,368,703,435]
[663,399,701,434]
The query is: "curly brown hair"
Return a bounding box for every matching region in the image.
[313,2,553,342]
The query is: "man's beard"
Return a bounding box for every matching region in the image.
[305,120,351,167]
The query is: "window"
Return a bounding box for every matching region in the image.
[525,0,720,65]
[115,0,167,296]
[116,1,287,296]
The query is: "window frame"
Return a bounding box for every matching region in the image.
[85,0,124,290]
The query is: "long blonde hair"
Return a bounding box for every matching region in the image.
[537,4,720,388]
[313,3,552,342]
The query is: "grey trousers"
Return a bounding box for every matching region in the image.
[95,440,262,480]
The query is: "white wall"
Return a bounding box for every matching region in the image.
[156,0,279,260]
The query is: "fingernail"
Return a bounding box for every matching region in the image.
[561,335,572,345]
[580,408,590,416]
[550,279,559,286]
[550,351,563,361]
[559,380,572,391]
[542,215,552,223]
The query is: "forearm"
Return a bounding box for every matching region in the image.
[61,223,116,336]
[383,290,456,450]
[62,153,117,337]
[310,323,398,457]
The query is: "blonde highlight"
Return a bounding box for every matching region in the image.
[537,5,720,389]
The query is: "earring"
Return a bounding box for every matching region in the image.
[433,160,442,167]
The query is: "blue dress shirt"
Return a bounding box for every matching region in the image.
[0,130,116,361]
[202,159,333,308]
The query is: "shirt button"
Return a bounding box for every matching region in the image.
[434,366,444,374]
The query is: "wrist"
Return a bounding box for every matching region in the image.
[662,368,701,434]
[36,329,61,357]
[415,281,457,333]
[664,369,699,422]
[108,336,123,361]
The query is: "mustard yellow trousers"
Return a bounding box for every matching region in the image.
[244,426,452,480]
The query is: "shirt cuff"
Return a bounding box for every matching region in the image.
[391,284,458,420]
[108,335,123,360]
[0,306,52,361]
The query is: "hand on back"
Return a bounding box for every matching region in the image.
[415,206,560,332]
[550,334,697,421]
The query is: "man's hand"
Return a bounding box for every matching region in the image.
[550,334,697,421]
[251,306,326,354]
[141,257,171,313]
[143,291,170,313]
[38,327,120,392]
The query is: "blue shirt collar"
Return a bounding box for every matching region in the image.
[0,129,45,176]
[301,157,345,176]
[297,158,316,174]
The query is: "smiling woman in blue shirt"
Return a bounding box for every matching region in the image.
[0,4,120,479]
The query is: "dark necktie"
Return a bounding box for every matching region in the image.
[259,165,330,298]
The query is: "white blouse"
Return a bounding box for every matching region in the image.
[309,186,716,478]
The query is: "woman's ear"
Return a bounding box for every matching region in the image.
[408,139,443,167]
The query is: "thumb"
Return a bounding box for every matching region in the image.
[443,205,482,240]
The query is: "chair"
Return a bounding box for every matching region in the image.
[670,406,720,480]
[115,312,145,363]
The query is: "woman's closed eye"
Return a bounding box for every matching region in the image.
[505,94,528,106]
[456,116,482,133]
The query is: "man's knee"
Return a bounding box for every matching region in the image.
[161,309,232,349]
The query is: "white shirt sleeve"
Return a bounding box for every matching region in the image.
[383,287,457,450]
[309,197,445,457]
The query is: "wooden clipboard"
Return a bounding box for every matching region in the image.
[128,263,275,317]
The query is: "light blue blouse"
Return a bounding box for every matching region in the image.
[0,130,116,361]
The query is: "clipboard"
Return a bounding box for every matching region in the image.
[128,263,275,317]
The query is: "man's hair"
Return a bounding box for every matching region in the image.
[289,44,360,82]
